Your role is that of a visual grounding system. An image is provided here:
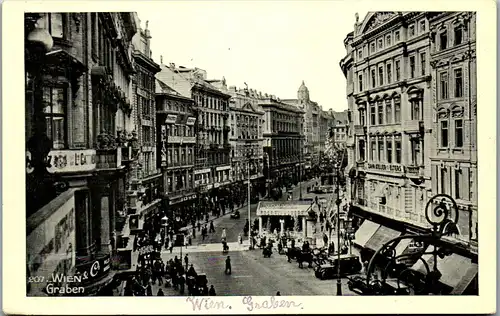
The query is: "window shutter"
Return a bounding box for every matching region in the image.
[463,167,470,201]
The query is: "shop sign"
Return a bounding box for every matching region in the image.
[367,163,402,173]
[216,166,231,171]
[75,254,111,285]
[27,149,97,174]
[186,117,196,125]
[171,194,196,205]
[165,114,177,124]
[257,202,310,216]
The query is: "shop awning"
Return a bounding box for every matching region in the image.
[353,219,380,248]
[394,238,412,257]
[364,225,401,252]
[411,247,478,293]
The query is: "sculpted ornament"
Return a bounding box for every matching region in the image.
[366,12,397,31]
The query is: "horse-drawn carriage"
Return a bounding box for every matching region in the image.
[286,247,314,268]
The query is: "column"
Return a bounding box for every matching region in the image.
[100,195,111,254]
[302,216,307,239]
[259,216,263,235]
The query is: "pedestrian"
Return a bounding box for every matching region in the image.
[210,221,215,233]
[179,274,186,295]
[185,235,189,249]
[209,285,216,296]
[146,283,153,296]
[276,291,281,296]
[225,256,232,275]
[169,240,173,254]
[184,254,189,270]
[238,234,242,244]
[197,222,201,232]
[188,235,192,246]
[192,228,196,239]
[157,288,164,296]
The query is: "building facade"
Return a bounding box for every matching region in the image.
[328,109,349,149]
[341,11,477,294]
[155,79,197,229]
[25,12,137,296]
[212,82,266,198]
[283,81,326,169]
[127,15,162,230]
[260,96,305,197]
[428,12,477,246]
[156,64,233,211]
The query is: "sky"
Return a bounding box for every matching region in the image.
[136,1,368,112]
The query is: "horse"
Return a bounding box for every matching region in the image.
[297,251,314,269]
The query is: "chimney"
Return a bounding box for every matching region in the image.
[160,55,163,65]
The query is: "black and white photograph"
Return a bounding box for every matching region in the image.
[2,0,496,314]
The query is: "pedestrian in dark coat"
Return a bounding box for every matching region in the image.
[146,283,153,296]
[225,256,232,274]
[209,285,216,296]
[157,288,164,296]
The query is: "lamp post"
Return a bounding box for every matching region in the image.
[335,148,346,296]
[247,153,252,250]
[363,194,462,295]
[299,145,303,200]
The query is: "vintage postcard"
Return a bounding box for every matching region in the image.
[2,0,496,314]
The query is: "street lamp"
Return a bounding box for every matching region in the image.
[363,194,462,295]
[335,148,346,296]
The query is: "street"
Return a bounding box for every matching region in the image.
[143,179,358,296]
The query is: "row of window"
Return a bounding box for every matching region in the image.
[439,117,464,148]
[358,19,427,61]
[195,94,228,111]
[161,99,192,113]
[358,52,426,92]
[358,135,403,164]
[436,24,465,51]
[142,126,154,146]
[273,120,299,133]
[166,147,195,165]
[439,68,464,100]
[139,96,153,119]
[166,172,194,192]
[358,97,402,126]
[436,166,470,201]
[202,112,227,128]
[165,125,195,137]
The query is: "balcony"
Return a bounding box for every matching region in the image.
[167,136,196,144]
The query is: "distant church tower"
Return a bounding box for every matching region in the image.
[298,80,310,105]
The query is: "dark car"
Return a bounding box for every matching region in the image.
[347,275,410,295]
[230,210,240,219]
[314,254,362,280]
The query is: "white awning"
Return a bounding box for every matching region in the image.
[353,219,380,248]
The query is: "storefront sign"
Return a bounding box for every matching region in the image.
[216,166,231,171]
[74,254,111,285]
[194,168,211,175]
[165,114,177,124]
[26,149,97,174]
[171,194,197,205]
[186,117,196,125]
[367,163,402,173]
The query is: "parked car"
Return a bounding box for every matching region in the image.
[314,254,362,280]
[230,210,240,219]
[347,275,410,295]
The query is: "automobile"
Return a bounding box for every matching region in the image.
[314,254,362,280]
[230,210,240,219]
[313,187,325,194]
[347,275,410,295]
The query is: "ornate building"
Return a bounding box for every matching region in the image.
[260,96,305,196]
[428,12,477,248]
[127,15,162,230]
[283,81,326,169]
[341,11,477,294]
[25,12,137,296]
[211,82,266,196]
[155,79,197,229]
[156,64,232,196]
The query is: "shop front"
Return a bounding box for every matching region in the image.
[164,190,197,233]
